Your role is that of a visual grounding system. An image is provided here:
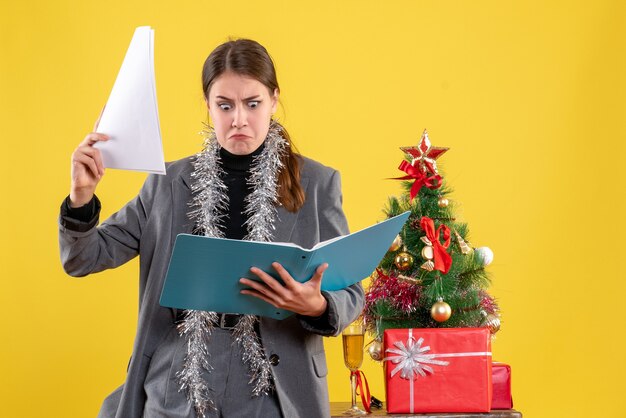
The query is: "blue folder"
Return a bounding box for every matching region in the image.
[160,211,410,319]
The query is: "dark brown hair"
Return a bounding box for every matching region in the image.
[202,39,305,213]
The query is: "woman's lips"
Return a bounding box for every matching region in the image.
[230,134,251,140]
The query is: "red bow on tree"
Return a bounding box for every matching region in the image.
[395,160,443,201]
[420,217,452,274]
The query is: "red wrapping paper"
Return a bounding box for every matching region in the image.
[492,362,513,409]
[383,328,492,413]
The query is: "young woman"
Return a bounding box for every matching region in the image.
[59,39,364,418]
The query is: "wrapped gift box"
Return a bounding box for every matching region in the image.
[383,327,492,413]
[492,362,513,409]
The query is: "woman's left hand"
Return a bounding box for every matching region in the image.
[240,262,329,317]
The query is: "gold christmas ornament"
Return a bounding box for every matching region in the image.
[420,236,432,246]
[421,245,434,260]
[431,298,452,322]
[438,197,449,208]
[368,340,383,361]
[420,235,435,271]
[398,274,422,285]
[420,260,435,271]
[389,235,403,252]
[454,230,472,255]
[482,313,501,334]
[394,252,414,271]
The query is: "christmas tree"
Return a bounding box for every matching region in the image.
[364,130,501,360]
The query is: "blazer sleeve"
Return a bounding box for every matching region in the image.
[58,174,159,277]
[298,169,365,336]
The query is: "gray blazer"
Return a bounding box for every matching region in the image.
[59,155,365,418]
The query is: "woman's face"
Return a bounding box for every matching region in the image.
[207,71,278,155]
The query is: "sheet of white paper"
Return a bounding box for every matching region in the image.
[94,26,166,175]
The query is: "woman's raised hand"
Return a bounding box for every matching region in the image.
[69,132,109,207]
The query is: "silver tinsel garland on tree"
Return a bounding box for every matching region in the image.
[177,122,288,417]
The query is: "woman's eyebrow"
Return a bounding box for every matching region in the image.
[216,95,261,101]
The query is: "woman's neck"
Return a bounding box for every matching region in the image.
[219,143,265,171]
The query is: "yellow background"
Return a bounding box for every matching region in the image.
[1,1,624,417]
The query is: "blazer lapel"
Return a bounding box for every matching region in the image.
[168,165,195,320]
[273,177,309,242]
[171,165,195,241]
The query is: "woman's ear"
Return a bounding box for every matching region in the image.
[205,98,214,125]
[271,88,279,113]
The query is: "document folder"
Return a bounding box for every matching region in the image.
[160,211,410,319]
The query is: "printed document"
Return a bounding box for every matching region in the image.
[94,26,166,174]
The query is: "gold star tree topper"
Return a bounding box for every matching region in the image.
[400,130,449,175]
